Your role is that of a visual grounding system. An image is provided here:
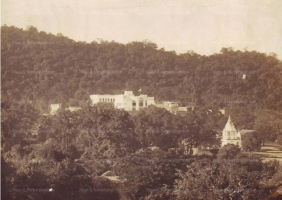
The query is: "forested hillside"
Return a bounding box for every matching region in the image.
[2,25,282,114]
[2,25,282,200]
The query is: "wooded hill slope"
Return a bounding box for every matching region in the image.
[2,25,282,114]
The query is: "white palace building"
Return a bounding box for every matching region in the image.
[90,91,155,111]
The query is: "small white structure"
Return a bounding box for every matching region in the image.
[65,107,82,112]
[239,129,256,139]
[155,101,179,113]
[176,107,188,115]
[221,115,242,147]
[219,108,226,115]
[155,101,189,115]
[101,171,125,183]
[192,147,213,156]
[90,91,155,111]
[49,104,62,115]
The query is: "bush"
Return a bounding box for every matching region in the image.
[241,131,262,153]
[217,144,241,159]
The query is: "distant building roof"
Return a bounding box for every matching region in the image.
[101,171,124,182]
[178,107,187,111]
[147,146,160,151]
[239,129,256,136]
[65,107,82,112]
[101,171,114,176]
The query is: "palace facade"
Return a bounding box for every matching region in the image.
[90,91,155,111]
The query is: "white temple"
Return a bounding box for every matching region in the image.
[221,115,242,147]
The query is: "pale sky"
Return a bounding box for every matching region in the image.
[2,0,282,59]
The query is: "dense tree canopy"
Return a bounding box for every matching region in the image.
[2,25,282,200]
[217,144,241,160]
[174,157,279,200]
[2,25,282,114]
[241,131,262,153]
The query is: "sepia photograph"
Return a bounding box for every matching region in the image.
[1,0,282,199]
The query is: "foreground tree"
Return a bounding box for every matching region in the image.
[132,106,179,150]
[241,131,262,153]
[174,157,278,200]
[254,109,282,144]
[179,107,221,155]
[115,150,189,199]
[217,144,241,160]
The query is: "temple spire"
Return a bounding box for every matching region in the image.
[224,115,237,132]
[227,115,231,124]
